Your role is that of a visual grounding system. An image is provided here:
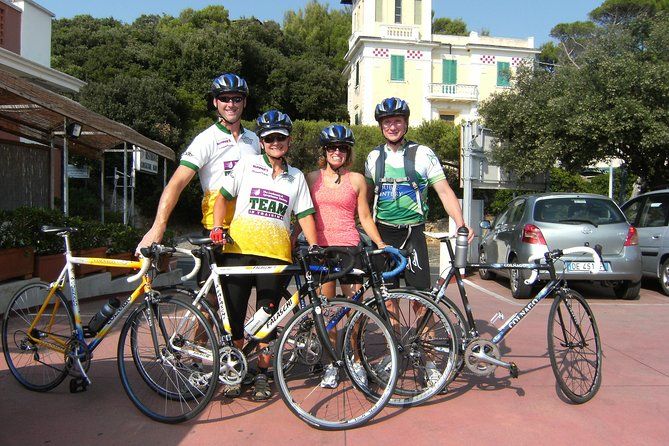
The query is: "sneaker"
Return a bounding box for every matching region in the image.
[320,364,339,388]
[425,361,442,387]
[350,362,368,387]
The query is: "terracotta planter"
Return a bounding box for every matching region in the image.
[34,253,66,282]
[0,247,35,282]
[107,252,135,278]
[74,247,108,276]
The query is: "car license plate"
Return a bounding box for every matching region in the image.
[566,261,610,272]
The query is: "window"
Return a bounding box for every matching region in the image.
[391,55,405,81]
[414,0,422,25]
[442,59,457,84]
[354,62,359,86]
[439,114,455,122]
[622,197,643,225]
[639,195,669,227]
[508,200,526,225]
[395,0,402,24]
[497,61,511,87]
[375,0,383,22]
[355,113,361,125]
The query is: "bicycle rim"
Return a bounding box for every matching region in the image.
[548,289,602,403]
[2,283,73,391]
[117,297,220,423]
[273,299,398,430]
[363,291,458,406]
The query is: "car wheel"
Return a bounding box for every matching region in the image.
[509,256,532,299]
[613,280,641,300]
[478,250,493,280]
[660,258,669,296]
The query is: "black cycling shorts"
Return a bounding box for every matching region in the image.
[376,222,431,290]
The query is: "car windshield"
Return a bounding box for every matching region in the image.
[534,197,626,226]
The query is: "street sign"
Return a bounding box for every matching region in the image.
[67,164,89,179]
[133,147,158,174]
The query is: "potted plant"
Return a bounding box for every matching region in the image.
[0,211,35,282]
[69,218,108,276]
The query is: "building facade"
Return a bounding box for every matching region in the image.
[341,0,538,126]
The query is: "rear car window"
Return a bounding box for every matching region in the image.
[534,197,626,225]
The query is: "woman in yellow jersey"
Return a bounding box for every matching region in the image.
[210,110,318,400]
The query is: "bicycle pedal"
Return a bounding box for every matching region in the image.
[509,362,519,379]
[69,377,88,393]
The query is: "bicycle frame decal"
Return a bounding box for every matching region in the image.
[255,289,300,339]
[492,280,558,344]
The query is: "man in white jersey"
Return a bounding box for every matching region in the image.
[136,73,261,253]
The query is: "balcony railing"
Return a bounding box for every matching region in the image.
[427,83,479,101]
[380,24,420,41]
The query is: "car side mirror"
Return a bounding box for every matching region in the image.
[480,220,491,230]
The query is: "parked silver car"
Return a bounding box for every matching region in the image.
[621,189,669,295]
[478,193,642,299]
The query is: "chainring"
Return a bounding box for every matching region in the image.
[64,339,92,376]
[464,339,500,376]
[294,330,323,366]
[218,345,247,386]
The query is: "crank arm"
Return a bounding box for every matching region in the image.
[472,350,512,370]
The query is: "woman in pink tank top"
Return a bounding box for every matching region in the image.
[304,124,385,294]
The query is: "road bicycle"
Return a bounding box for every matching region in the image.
[404,232,603,404]
[127,238,401,430]
[2,226,220,424]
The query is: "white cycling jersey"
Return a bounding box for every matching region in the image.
[180,122,260,229]
[220,154,315,262]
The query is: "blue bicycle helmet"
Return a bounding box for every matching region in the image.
[211,73,249,97]
[374,97,410,122]
[256,110,293,138]
[319,124,355,147]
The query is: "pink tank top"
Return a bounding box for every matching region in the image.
[311,170,360,246]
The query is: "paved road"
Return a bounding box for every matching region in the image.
[1,253,668,446]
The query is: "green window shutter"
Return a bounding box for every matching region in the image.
[497,61,510,86]
[391,55,405,81]
[442,59,457,84]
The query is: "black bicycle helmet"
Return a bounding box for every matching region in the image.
[319,124,355,147]
[374,97,410,122]
[211,73,249,97]
[256,110,293,137]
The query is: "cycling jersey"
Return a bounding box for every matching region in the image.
[220,154,315,262]
[180,122,260,229]
[365,142,445,225]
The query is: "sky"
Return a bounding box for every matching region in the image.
[36,0,604,46]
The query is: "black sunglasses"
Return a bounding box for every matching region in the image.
[325,145,350,154]
[217,96,244,104]
[263,134,288,143]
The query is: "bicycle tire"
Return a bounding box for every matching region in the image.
[273,298,398,430]
[2,282,74,392]
[156,286,223,341]
[362,291,458,406]
[547,288,602,404]
[415,290,470,384]
[117,296,220,423]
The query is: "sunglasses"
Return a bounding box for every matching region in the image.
[263,134,288,143]
[217,96,244,104]
[325,146,350,154]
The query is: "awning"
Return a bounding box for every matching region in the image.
[0,67,175,161]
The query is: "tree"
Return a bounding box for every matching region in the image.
[432,17,468,36]
[479,12,669,190]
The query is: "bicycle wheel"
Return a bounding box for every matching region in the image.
[363,291,458,406]
[117,296,220,423]
[2,282,74,391]
[157,285,223,341]
[548,288,602,404]
[273,298,398,430]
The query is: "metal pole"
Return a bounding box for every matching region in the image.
[131,146,136,227]
[462,121,473,228]
[608,164,614,199]
[163,158,167,188]
[49,137,55,209]
[123,142,128,225]
[100,157,105,223]
[63,118,69,217]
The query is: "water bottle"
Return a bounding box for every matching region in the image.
[244,304,274,336]
[454,226,469,268]
[88,297,120,334]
